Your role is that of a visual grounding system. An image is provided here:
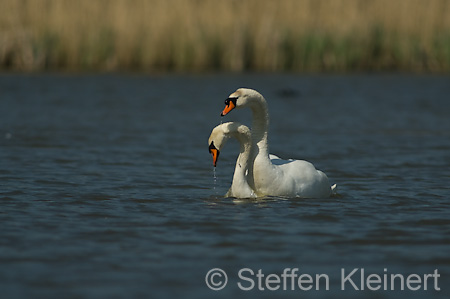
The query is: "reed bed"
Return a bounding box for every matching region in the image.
[1,0,450,72]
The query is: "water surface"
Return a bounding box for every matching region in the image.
[1,74,449,298]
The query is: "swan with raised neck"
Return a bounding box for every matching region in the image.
[221,88,335,198]
[222,88,269,159]
[208,122,256,198]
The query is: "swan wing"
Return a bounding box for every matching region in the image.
[268,159,332,198]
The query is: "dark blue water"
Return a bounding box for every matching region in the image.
[1,74,449,298]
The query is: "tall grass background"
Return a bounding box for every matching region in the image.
[1,0,450,72]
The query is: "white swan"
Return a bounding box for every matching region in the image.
[208,122,256,198]
[220,88,336,198]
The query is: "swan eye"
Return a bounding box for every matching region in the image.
[208,141,216,153]
[224,97,237,106]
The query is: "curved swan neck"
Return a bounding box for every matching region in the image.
[228,127,255,197]
[234,129,252,173]
[248,95,270,157]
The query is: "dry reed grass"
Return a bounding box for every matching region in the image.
[1,0,450,72]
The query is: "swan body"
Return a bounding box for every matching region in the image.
[220,88,336,198]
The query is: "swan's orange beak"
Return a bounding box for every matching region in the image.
[209,142,220,167]
[210,148,219,167]
[221,97,237,116]
[221,102,235,116]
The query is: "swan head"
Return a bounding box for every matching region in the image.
[208,122,250,167]
[221,88,264,116]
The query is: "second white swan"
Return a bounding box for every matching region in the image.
[208,122,256,198]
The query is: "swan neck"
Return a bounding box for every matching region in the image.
[235,139,251,175]
[229,136,252,194]
[250,99,269,156]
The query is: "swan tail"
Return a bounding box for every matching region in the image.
[331,184,337,195]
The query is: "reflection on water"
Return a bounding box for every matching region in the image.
[1,74,449,298]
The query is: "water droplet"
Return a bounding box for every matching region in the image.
[213,167,219,195]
